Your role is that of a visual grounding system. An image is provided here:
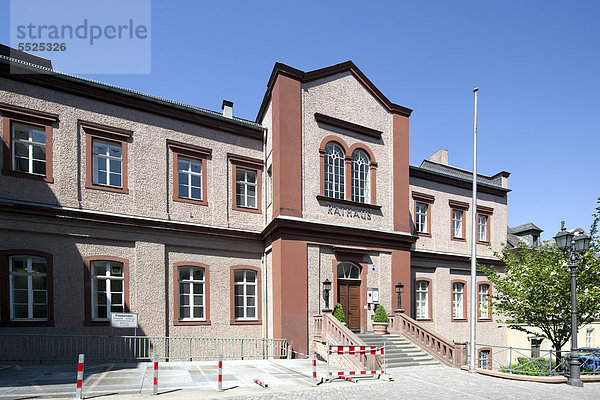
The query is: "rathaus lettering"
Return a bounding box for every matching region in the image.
[327,205,372,220]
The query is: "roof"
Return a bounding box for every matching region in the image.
[410,159,511,196]
[508,222,543,234]
[256,61,413,122]
[0,52,264,139]
[506,232,521,248]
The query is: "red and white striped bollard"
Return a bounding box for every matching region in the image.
[312,355,317,386]
[253,378,268,388]
[153,354,158,395]
[218,354,223,391]
[75,354,84,399]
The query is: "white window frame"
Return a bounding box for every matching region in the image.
[177,157,203,200]
[478,214,488,242]
[178,267,206,321]
[91,261,124,321]
[586,329,594,348]
[351,150,370,203]
[9,255,48,321]
[479,350,490,369]
[324,142,345,199]
[11,122,46,176]
[233,270,257,321]
[478,284,490,319]
[236,168,257,209]
[416,280,429,319]
[92,138,123,188]
[452,209,463,239]
[416,203,428,233]
[452,282,464,319]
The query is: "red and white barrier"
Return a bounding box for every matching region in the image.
[328,346,383,355]
[329,370,385,376]
[312,355,317,386]
[253,378,268,388]
[217,354,223,392]
[75,354,84,399]
[153,354,158,395]
[344,376,358,383]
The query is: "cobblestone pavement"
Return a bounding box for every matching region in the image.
[1,362,599,399]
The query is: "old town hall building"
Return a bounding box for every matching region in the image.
[0,49,510,355]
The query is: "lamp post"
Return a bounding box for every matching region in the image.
[554,226,590,387]
[322,279,332,311]
[395,282,404,312]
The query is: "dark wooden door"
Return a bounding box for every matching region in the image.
[338,281,361,331]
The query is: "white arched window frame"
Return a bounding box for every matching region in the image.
[351,150,370,203]
[337,262,360,280]
[324,142,345,199]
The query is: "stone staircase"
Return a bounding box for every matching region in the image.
[356,333,439,368]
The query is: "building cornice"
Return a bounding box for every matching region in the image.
[0,55,264,141]
[409,165,510,197]
[261,215,417,250]
[411,248,504,267]
[0,198,262,241]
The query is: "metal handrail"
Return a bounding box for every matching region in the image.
[0,333,288,363]
[467,342,600,376]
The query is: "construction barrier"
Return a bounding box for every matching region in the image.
[153,354,158,395]
[326,343,386,382]
[75,353,84,399]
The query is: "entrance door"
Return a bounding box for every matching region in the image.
[338,281,361,331]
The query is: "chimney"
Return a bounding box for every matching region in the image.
[221,100,233,118]
[428,149,448,165]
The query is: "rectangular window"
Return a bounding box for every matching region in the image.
[452,209,464,239]
[83,122,131,194]
[586,329,593,348]
[9,255,48,320]
[178,267,205,321]
[178,158,203,201]
[12,122,47,176]
[92,139,122,188]
[230,155,262,214]
[478,283,491,319]
[234,269,257,320]
[91,261,124,320]
[452,282,464,320]
[478,214,487,242]
[416,280,429,320]
[2,105,56,183]
[236,168,257,209]
[479,350,491,369]
[415,203,428,234]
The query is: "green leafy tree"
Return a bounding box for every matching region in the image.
[333,303,345,323]
[482,199,600,363]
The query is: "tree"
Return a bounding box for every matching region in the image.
[482,199,600,362]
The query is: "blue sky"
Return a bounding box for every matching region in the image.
[2,0,598,240]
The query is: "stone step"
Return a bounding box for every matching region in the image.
[354,333,440,368]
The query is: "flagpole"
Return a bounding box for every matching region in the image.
[469,87,479,373]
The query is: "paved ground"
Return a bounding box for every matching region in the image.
[0,361,599,399]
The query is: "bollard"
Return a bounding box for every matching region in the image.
[383,342,387,375]
[312,354,318,386]
[75,353,84,400]
[217,354,223,392]
[153,354,158,395]
[287,345,292,359]
[253,378,269,388]
[344,376,358,383]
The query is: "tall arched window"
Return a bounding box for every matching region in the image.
[324,142,345,199]
[351,150,370,203]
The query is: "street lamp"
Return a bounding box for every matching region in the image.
[554,226,590,387]
[322,279,332,311]
[395,282,404,312]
